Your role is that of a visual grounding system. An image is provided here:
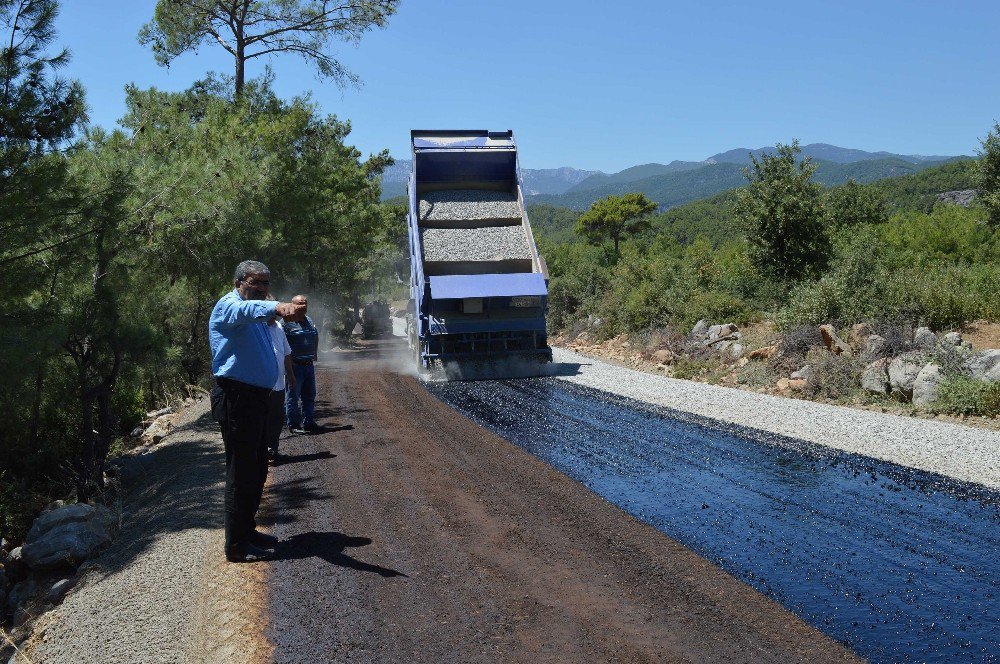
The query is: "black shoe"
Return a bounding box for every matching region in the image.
[304,422,320,433]
[225,542,273,563]
[249,530,279,548]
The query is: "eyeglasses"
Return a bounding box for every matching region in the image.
[243,279,270,288]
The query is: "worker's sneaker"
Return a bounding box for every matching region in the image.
[289,426,306,435]
[304,421,320,433]
[249,530,279,548]
[225,543,272,563]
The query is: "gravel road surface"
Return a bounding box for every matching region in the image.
[257,340,858,662]
[30,401,271,664]
[553,347,1000,489]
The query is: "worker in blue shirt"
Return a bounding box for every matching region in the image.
[282,294,320,434]
[209,260,305,563]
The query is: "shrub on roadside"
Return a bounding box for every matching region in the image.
[803,352,864,401]
[933,377,1000,417]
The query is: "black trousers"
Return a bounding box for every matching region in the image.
[212,377,272,553]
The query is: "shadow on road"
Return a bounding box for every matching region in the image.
[273,531,407,578]
[272,450,336,466]
[265,476,335,525]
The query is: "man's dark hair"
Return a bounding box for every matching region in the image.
[234,260,270,282]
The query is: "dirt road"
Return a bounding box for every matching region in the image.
[257,341,859,663]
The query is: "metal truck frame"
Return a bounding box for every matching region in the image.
[406,129,552,369]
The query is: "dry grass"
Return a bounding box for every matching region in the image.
[961,321,1000,350]
[2,625,35,663]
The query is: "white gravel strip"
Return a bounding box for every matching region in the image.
[552,347,1000,490]
[419,189,521,221]
[421,225,530,262]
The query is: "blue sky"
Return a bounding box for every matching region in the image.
[55,0,1000,172]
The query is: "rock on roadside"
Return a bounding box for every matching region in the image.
[889,354,924,400]
[862,359,891,395]
[965,349,1000,383]
[21,504,116,571]
[912,364,943,407]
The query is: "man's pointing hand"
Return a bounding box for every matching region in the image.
[275,301,307,320]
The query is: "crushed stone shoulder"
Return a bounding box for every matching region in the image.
[30,400,270,664]
[553,347,1000,489]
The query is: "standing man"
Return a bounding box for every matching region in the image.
[265,295,294,463]
[209,260,305,563]
[283,294,319,434]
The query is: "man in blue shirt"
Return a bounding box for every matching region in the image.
[282,294,320,434]
[209,260,305,563]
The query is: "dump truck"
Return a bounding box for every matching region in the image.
[406,129,552,371]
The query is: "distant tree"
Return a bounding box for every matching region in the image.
[576,192,657,254]
[824,179,889,228]
[734,140,829,280]
[138,0,399,95]
[976,122,1000,227]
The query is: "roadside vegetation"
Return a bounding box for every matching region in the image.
[1,0,402,542]
[536,136,1000,421]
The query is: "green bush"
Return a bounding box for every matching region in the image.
[679,290,756,328]
[933,377,1000,417]
[777,277,848,328]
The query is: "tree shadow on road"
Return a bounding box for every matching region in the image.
[264,476,335,525]
[272,450,336,466]
[272,531,407,578]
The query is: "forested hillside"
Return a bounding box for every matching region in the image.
[529,157,969,211]
[1,0,404,540]
[538,140,999,342]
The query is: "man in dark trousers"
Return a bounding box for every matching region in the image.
[282,294,320,434]
[209,260,306,563]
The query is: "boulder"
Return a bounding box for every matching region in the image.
[726,343,744,361]
[145,406,174,419]
[942,332,963,347]
[889,354,924,399]
[141,413,176,445]
[747,345,778,361]
[788,378,807,391]
[849,322,873,347]
[47,578,75,604]
[5,578,37,618]
[913,327,937,349]
[936,189,978,207]
[818,324,852,355]
[651,349,673,364]
[691,319,709,336]
[707,323,738,342]
[22,504,115,571]
[965,349,1000,383]
[791,365,813,381]
[775,378,791,392]
[861,359,891,395]
[861,334,889,361]
[912,364,943,407]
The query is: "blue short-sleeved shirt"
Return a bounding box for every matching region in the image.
[209,289,280,389]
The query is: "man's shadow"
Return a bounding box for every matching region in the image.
[273,531,407,578]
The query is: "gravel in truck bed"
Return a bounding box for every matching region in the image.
[419,189,521,222]
[421,225,531,262]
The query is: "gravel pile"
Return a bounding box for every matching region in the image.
[551,347,1000,489]
[419,189,521,222]
[421,225,530,262]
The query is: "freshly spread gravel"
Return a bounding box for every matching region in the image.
[419,189,521,221]
[552,347,1000,489]
[421,225,530,262]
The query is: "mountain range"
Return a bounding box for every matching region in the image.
[380,143,970,209]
